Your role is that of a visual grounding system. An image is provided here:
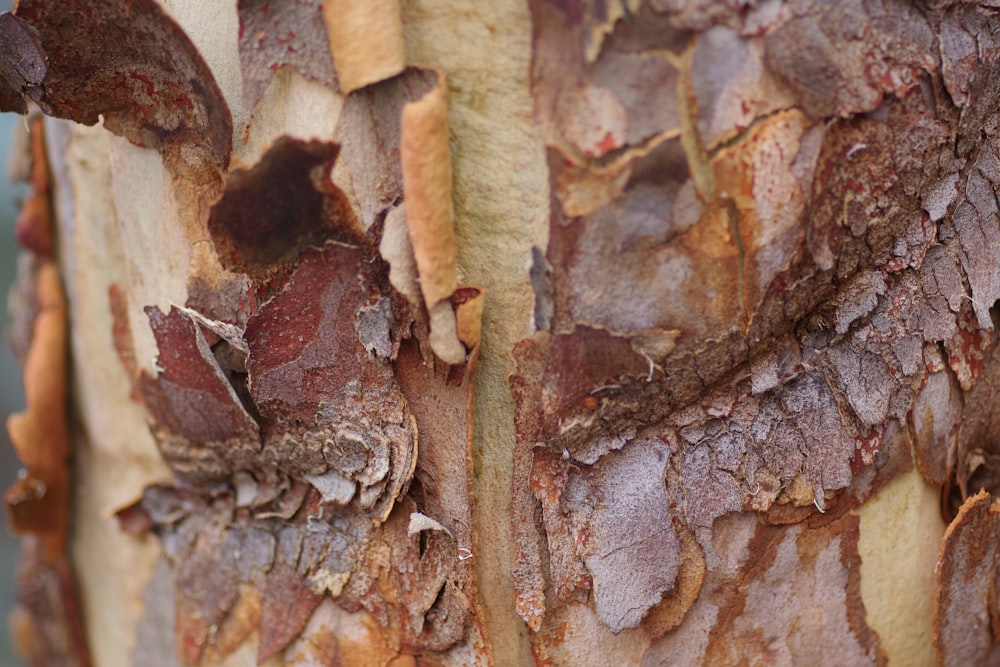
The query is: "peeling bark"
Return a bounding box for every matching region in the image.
[5,0,232,172]
[511,0,1000,662]
[5,120,89,666]
[8,0,1000,665]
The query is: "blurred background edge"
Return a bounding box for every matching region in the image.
[1,0,38,662]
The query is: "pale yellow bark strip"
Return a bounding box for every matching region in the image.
[322,0,406,93]
[46,119,172,667]
[855,470,944,667]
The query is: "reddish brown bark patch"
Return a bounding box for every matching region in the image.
[257,528,324,663]
[510,340,550,632]
[392,337,489,654]
[10,0,232,170]
[139,306,261,481]
[245,243,389,419]
[245,243,414,519]
[343,498,470,653]
[910,366,959,487]
[174,517,242,664]
[208,137,362,280]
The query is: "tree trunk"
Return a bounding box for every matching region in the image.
[4,0,1000,665]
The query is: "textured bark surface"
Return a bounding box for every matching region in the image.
[506,1,1000,663]
[6,0,1000,665]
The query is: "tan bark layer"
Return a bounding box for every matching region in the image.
[322,0,406,93]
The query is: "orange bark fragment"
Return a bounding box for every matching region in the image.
[6,262,69,550]
[400,73,466,364]
[934,490,1000,665]
[454,287,484,351]
[5,261,91,666]
[13,117,53,256]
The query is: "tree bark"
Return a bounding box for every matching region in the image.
[4,1,1000,666]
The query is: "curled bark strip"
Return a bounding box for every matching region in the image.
[13,116,52,256]
[428,301,466,366]
[400,73,465,364]
[401,75,456,308]
[5,262,91,666]
[6,263,68,552]
[322,0,406,93]
[934,490,1000,666]
[454,287,484,351]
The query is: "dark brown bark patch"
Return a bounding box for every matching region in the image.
[0,13,46,114]
[208,137,362,280]
[9,0,232,170]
